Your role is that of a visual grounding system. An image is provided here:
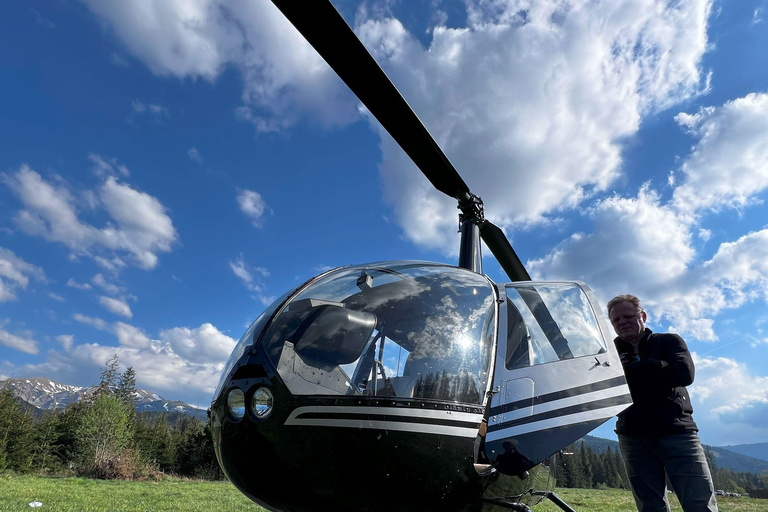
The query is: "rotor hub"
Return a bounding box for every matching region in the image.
[458,192,485,228]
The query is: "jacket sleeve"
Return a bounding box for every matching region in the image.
[623,334,694,388]
[658,334,695,387]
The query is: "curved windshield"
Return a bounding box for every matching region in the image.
[260,262,496,404]
[213,286,300,400]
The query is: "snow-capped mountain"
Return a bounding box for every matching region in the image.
[0,377,206,419]
[1,377,87,410]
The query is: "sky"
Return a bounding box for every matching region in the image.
[1,0,767,447]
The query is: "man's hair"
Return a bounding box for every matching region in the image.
[607,294,643,315]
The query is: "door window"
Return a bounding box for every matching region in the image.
[505,283,606,369]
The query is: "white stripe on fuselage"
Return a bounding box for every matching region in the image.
[284,405,483,438]
[486,403,629,442]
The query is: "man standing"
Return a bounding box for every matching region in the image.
[607,294,717,512]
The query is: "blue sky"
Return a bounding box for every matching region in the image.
[1,0,768,447]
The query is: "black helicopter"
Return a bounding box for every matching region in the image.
[209,2,632,511]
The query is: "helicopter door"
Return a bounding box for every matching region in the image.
[485,281,631,475]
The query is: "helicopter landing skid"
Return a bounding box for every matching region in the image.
[480,491,578,512]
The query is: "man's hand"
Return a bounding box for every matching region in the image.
[620,352,638,365]
[626,357,668,373]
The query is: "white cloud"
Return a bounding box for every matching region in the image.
[0,328,39,354]
[99,176,178,269]
[236,189,269,228]
[113,322,150,349]
[528,90,768,342]
[188,147,203,164]
[528,185,694,298]
[159,323,235,364]
[130,100,170,121]
[92,273,122,295]
[8,321,236,407]
[89,153,129,178]
[0,247,46,302]
[673,93,768,214]
[79,0,358,132]
[3,165,178,271]
[48,292,65,302]
[73,313,109,331]
[229,254,273,305]
[94,256,127,272]
[689,353,768,445]
[148,104,168,116]
[67,278,92,290]
[74,314,148,349]
[530,189,768,341]
[56,335,74,351]
[352,0,714,253]
[99,296,133,318]
[76,0,714,252]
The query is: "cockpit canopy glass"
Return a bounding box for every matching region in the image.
[259,262,496,405]
[213,286,299,401]
[505,282,607,369]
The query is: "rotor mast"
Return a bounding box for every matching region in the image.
[458,192,484,274]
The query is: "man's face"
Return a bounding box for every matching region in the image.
[609,301,646,343]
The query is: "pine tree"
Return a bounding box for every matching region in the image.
[602,447,619,488]
[560,444,584,488]
[553,451,570,487]
[613,447,629,489]
[115,366,137,422]
[580,441,594,488]
[0,389,16,471]
[0,388,36,473]
[86,354,121,403]
[704,446,720,489]
[31,412,62,474]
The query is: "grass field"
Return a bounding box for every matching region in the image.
[1,475,766,512]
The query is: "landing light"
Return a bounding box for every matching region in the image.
[227,388,246,420]
[251,387,274,419]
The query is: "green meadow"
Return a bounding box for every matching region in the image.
[1,475,767,512]
[0,475,262,512]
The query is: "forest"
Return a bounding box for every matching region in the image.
[0,356,221,480]
[553,441,768,495]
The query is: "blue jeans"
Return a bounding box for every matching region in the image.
[618,432,718,512]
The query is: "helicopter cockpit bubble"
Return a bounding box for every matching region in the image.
[211,262,502,512]
[259,262,496,402]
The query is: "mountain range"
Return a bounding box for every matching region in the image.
[0,377,207,421]
[580,435,768,474]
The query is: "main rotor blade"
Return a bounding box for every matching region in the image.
[480,221,531,282]
[271,0,470,200]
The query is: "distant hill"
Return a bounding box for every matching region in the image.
[580,436,768,474]
[0,377,207,421]
[711,445,768,474]
[579,435,620,454]
[721,443,768,463]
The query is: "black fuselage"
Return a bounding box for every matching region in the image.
[211,346,494,512]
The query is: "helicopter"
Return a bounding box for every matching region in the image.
[209,2,633,511]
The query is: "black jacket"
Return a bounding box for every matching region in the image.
[614,328,698,437]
